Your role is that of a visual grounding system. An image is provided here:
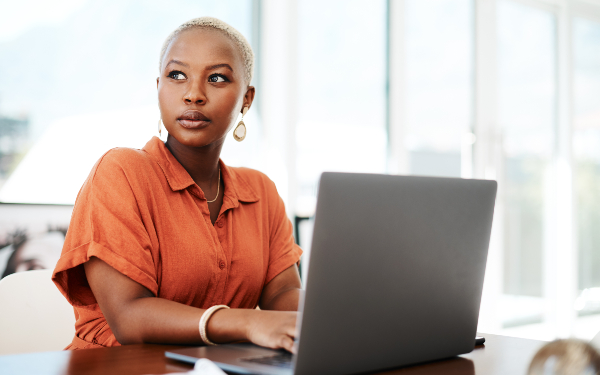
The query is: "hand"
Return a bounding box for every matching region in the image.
[246,310,298,353]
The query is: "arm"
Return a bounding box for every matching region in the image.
[259,264,303,311]
[84,257,299,351]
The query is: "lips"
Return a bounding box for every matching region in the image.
[177,110,210,129]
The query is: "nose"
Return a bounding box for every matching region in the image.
[183,81,206,104]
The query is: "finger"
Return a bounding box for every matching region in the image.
[280,335,296,354]
[284,320,299,338]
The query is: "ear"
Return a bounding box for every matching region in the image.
[242,86,256,112]
[156,77,160,89]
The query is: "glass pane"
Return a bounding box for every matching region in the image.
[497,0,556,327]
[0,0,253,204]
[296,0,387,214]
[574,17,600,317]
[405,0,473,178]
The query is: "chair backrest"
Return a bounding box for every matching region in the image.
[0,269,75,355]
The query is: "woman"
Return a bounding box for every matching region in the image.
[52,17,302,353]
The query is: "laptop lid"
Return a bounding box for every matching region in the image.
[166,172,497,375]
[293,172,496,374]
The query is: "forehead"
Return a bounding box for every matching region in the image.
[163,28,244,72]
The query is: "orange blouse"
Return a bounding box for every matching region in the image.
[52,136,302,349]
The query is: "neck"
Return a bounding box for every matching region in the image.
[164,135,222,187]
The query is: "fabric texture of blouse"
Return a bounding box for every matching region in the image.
[52,136,302,349]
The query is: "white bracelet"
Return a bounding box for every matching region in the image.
[199,305,230,346]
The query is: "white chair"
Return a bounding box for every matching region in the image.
[0,269,75,355]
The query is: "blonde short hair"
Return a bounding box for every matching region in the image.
[159,17,254,84]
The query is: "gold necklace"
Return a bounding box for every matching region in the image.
[206,168,221,203]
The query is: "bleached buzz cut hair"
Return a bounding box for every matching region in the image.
[159,17,254,84]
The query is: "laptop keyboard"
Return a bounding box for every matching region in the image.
[241,352,293,368]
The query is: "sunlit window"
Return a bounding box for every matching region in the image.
[574,17,600,318]
[296,0,388,215]
[0,0,253,204]
[405,0,473,178]
[497,0,556,329]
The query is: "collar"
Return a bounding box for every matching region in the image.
[142,137,259,206]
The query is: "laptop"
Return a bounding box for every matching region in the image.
[166,172,497,375]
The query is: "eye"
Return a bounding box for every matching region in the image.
[208,74,227,83]
[168,71,186,80]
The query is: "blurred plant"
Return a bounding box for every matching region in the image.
[0,228,28,251]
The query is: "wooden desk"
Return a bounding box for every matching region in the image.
[0,333,545,375]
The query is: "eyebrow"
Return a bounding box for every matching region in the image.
[165,59,190,68]
[165,61,234,73]
[207,63,233,72]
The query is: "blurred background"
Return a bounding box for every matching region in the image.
[0,0,599,343]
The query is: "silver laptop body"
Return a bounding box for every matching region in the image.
[166,172,497,375]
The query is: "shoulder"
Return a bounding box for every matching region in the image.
[89,147,155,182]
[78,147,158,203]
[96,147,153,171]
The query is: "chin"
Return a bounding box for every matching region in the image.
[169,130,223,149]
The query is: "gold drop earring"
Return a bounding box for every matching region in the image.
[233,107,248,142]
[158,118,162,136]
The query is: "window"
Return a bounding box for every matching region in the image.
[296,0,388,215]
[497,0,557,329]
[405,0,474,178]
[574,16,600,317]
[0,0,253,204]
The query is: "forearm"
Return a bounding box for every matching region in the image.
[114,297,254,345]
[85,257,297,349]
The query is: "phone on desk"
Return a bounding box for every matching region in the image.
[475,336,485,346]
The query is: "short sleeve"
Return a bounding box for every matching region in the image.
[52,150,158,307]
[264,178,303,285]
